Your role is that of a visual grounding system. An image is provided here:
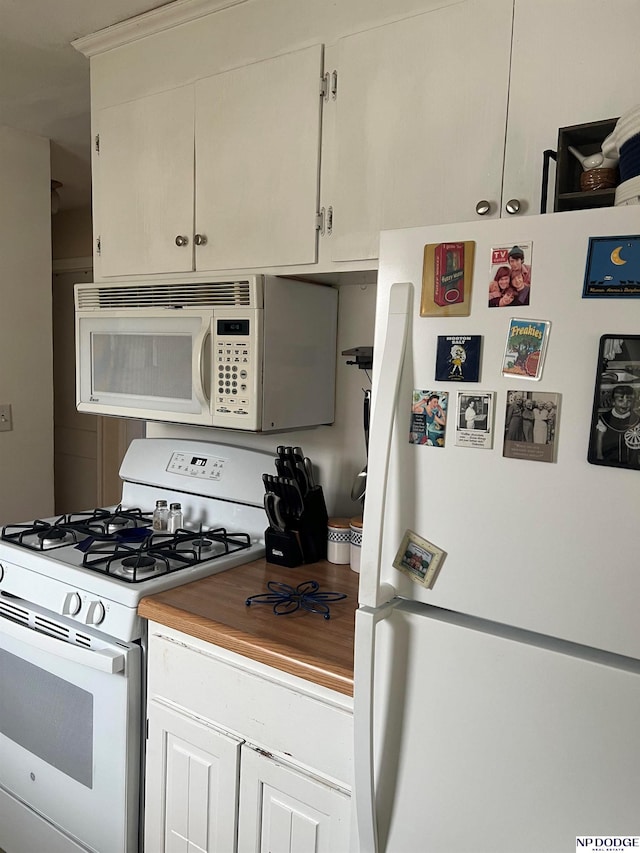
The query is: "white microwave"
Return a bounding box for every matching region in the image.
[75,275,338,431]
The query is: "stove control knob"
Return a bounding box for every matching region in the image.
[62,592,82,616]
[86,600,106,626]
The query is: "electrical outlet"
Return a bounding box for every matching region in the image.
[0,404,13,432]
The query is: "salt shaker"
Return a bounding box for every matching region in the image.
[327,517,351,565]
[167,502,183,533]
[152,499,168,531]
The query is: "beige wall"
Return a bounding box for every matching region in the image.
[51,206,141,512]
[51,206,93,260]
[0,126,54,524]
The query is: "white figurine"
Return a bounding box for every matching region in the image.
[568,144,619,171]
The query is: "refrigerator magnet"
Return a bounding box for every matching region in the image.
[587,334,640,469]
[420,241,475,317]
[435,335,482,382]
[582,235,640,298]
[488,241,533,308]
[502,318,550,380]
[455,391,495,449]
[393,530,445,589]
[503,391,560,463]
[409,390,448,447]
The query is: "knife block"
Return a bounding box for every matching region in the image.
[264,486,328,568]
[265,527,304,568]
[296,486,328,563]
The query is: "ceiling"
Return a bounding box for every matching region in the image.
[1,0,176,211]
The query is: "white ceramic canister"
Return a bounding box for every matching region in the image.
[349,516,363,573]
[327,517,351,565]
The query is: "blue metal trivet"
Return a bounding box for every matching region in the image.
[245,580,346,620]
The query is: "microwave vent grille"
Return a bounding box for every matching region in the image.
[76,280,254,310]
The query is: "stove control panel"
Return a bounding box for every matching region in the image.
[166,451,227,480]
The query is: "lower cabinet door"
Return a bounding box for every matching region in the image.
[237,745,351,853]
[145,700,242,853]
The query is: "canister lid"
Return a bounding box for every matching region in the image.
[328,516,351,529]
[349,516,363,530]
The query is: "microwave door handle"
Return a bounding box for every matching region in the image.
[193,323,210,408]
[0,613,125,674]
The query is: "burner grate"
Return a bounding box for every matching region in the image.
[66,505,153,538]
[81,527,252,583]
[1,517,85,551]
[1,506,153,552]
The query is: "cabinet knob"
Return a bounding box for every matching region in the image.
[475,200,491,216]
[175,235,189,247]
[194,233,208,246]
[505,198,521,215]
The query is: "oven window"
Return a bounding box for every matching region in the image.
[0,648,93,788]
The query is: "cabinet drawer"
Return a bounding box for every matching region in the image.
[147,625,353,788]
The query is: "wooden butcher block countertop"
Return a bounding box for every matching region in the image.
[139,558,359,696]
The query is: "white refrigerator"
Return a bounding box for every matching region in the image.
[354,206,640,853]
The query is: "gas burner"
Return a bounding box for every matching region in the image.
[1,518,85,551]
[117,554,161,580]
[121,555,156,570]
[184,537,226,558]
[68,505,153,538]
[37,527,73,548]
[192,538,213,549]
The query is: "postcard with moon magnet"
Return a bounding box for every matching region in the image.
[583,235,640,298]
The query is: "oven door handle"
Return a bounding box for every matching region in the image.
[0,615,125,674]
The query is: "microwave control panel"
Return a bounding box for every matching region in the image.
[212,311,261,430]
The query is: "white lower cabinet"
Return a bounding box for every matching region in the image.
[146,700,242,853]
[144,624,354,853]
[238,745,351,853]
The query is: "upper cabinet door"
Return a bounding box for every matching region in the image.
[194,45,323,271]
[96,87,196,277]
[329,0,514,263]
[503,0,640,217]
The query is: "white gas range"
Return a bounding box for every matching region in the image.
[0,438,271,853]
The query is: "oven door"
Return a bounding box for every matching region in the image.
[0,601,141,853]
[75,308,214,424]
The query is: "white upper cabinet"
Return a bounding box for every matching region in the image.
[96,86,196,277]
[94,45,323,277]
[194,45,323,270]
[502,0,640,217]
[86,0,640,277]
[325,0,513,262]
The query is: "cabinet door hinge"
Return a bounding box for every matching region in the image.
[316,207,325,235]
[330,70,338,100]
[94,134,100,154]
[96,236,101,256]
[320,72,330,100]
[326,205,333,235]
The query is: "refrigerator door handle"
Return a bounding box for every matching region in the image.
[354,602,400,853]
[360,281,413,608]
